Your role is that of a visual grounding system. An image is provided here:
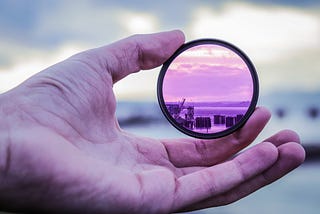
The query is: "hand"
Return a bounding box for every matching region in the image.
[0,30,305,213]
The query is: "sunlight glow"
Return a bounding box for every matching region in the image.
[120,11,159,34]
[189,3,320,63]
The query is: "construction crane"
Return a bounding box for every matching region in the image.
[178,98,186,113]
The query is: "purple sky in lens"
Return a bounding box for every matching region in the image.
[163,44,253,103]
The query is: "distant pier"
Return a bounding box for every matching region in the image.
[166,99,245,132]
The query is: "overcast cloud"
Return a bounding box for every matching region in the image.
[0,0,319,100]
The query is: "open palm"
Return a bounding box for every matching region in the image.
[0,31,305,213]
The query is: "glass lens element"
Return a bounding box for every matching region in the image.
[158,39,258,139]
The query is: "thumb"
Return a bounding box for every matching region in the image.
[89,30,185,83]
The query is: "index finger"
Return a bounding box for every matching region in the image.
[162,107,271,167]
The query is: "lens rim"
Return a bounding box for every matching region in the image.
[157,39,259,139]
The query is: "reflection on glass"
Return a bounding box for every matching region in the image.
[162,44,253,134]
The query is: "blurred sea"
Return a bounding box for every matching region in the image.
[116,91,320,214]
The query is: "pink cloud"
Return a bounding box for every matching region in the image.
[162,44,254,103]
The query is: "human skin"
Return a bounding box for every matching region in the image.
[0,30,305,213]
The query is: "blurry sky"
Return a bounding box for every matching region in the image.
[0,0,319,100]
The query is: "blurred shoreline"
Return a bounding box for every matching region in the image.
[117,95,320,163]
[118,113,320,163]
